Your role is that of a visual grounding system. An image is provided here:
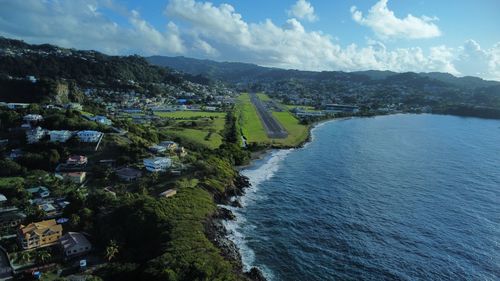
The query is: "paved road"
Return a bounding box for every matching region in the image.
[250,93,288,139]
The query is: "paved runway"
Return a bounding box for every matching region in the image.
[250,93,288,139]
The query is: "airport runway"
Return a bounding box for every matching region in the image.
[250,93,288,139]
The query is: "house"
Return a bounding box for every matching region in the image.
[17,219,63,250]
[26,126,45,144]
[149,145,166,154]
[0,208,26,229]
[91,115,112,126]
[8,149,23,159]
[159,141,178,151]
[23,114,43,122]
[0,194,6,205]
[65,103,83,111]
[143,157,172,172]
[39,203,58,217]
[7,103,29,109]
[26,186,50,199]
[26,75,37,83]
[49,130,73,143]
[115,167,142,181]
[59,232,92,259]
[159,189,177,198]
[77,130,103,142]
[59,172,86,184]
[66,155,88,166]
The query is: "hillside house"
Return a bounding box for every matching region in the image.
[143,157,172,172]
[77,130,103,142]
[60,232,92,259]
[18,219,63,250]
[49,130,73,143]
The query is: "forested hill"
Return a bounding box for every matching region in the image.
[147,55,500,89]
[0,37,182,87]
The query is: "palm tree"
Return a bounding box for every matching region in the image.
[18,251,32,264]
[35,249,51,264]
[105,240,119,261]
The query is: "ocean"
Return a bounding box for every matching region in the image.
[224,114,500,281]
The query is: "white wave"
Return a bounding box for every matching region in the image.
[223,149,293,280]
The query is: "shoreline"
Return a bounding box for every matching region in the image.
[211,116,342,280]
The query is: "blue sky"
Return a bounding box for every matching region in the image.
[0,0,499,80]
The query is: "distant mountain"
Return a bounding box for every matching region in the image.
[147,55,500,89]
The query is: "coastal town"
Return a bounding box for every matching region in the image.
[0,34,499,281]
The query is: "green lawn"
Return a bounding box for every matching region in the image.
[158,112,226,149]
[236,94,268,143]
[257,93,271,101]
[236,93,310,147]
[167,128,223,149]
[272,111,310,146]
[155,111,225,119]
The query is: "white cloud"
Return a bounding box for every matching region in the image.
[287,0,317,22]
[0,0,499,81]
[350,0,441,39]
[0,0,185,55]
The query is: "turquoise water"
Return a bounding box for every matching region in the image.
[226,114,500,281]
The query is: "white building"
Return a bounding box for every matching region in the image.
[91,116,112,126]
[77,130,103,142]
[26,127,45,144]
[143,157,172,172]
[23,114,43,122]
[49,130,73,143]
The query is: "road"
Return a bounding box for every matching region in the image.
[249,93,288,139]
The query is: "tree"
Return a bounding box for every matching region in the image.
[34,249,51,264]
[18,251,32,264]
[105,240,119,262]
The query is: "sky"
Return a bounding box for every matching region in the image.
[0,0,499,80]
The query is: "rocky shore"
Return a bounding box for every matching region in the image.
[205,173,267,281]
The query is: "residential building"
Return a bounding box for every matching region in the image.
[7,103,29,109]
[149,145,166,154]
[26,186,50,199]
[159,189,177,198]
[159,141,178,151]
[8,149,23,159]
[59,232,92,259]
[0,208,26,229]
[26,126,45,144]
[143,157,172,172]
[65,103,83,111]
[17,219,63,250]
[115,167,142,181]
[49,130,73,143]
[0,194,6,205]
[23,114,43,122]
[91,115,112,126]
[66,155,88,166]
[77,130,103,142]
[59,172,86,184]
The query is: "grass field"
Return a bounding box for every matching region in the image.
[158,111,226,149]
[236,94,268,143]
[272,111,310,146]
[257,93,271,101]
[155,111,225,119]
[236,93,310,147]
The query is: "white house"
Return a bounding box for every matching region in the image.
[26,127,45,144]
[91,115,112,126]
[143,157,172,172]
[77,130,103,142]
[59,232,92,259]
[23,114,43,122]
[49,130,73,143]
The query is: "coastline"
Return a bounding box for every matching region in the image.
[210,116,341,280]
